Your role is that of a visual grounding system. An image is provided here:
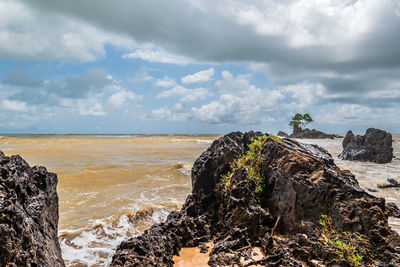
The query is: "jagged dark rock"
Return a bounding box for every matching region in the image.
[0,151,65,266]
[339,128,393,164]
[289,124,337,139]
[111,131,400,267]
[386,202,400,218]
[277,131,289,137]
[367,187,379,193]
[378,178,400,189]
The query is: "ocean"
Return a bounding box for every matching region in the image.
[1,134,399,266]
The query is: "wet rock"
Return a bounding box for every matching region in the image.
[277,131,289,137]
[378,178,400,189]
[198,243,209,253]
[367,187,379,192]
[339,128,393,163]
[289,124,337,139]
[111,132,400,266]
[386,202,400,218]
[0,151,64,266]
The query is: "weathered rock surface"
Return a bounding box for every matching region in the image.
[111,131,400,267]
[277,131,289,137]
[386,202,400,218]
[289,124,337,139]
[339,128,393,163]
[378,178,400,189]
[0,151,64,266]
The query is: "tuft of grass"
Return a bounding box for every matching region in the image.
[333,240,363,267]
[219,134,283,202]
[319,215,363,267]
[220,171,232,196]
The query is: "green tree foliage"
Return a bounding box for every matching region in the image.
[289,113,313,130]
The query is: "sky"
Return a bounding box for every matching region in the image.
[0,0,399,134]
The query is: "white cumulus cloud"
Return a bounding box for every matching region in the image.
[157,85,210,102]
[0,0,134,62]
[154,76,176,88]
[1,100,28,112]
[123,47,193,65]
[108,91,139,106]
[181,68,215,84]
[79,103,106,116]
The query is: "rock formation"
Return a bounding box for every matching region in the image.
[0,151,65,266]
[289,124,337,139]
[111,131,400,266]
[378,178,400,189]
[277,131,288,137]
[339,128,393,163]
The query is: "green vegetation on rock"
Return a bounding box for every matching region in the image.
[319,215,363,267]
[219,134,282,202]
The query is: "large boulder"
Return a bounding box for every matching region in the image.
[339,128,393,163]
[111,132,400,266]
[0,151,64,266]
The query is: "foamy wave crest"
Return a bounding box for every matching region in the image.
[389,217,400,235]
[169,162,192,176]
[59,203,179,266]
[195,139,214,144]
[171,138,214,144]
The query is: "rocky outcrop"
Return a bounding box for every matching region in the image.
[111,131,400,266]
[277,131,288,137]
[339,128,393,163]
[378,178,400,189]
[386,202,400,218]
[289,124,337,139]
[0,151,64,266]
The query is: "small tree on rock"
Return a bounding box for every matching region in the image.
[289,113,313,130]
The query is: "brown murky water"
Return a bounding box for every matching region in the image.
[1,134,399,266]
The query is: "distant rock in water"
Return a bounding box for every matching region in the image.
[386,202,400,218]
[0,151,64,266]
[277,131,288,137]
[378,178,400,189]
[288,124,337,139]
[339,128,393,163]
[111,131,400,266]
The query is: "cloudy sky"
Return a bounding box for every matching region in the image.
[0,0,399,134]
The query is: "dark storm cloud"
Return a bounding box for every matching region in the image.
[17,0,400,101]
[18,0,399,66]
[0,0,398,129]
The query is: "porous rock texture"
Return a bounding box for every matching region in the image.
[0,151,65,266]
[339,128,393,164]
[111,131,400,266]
